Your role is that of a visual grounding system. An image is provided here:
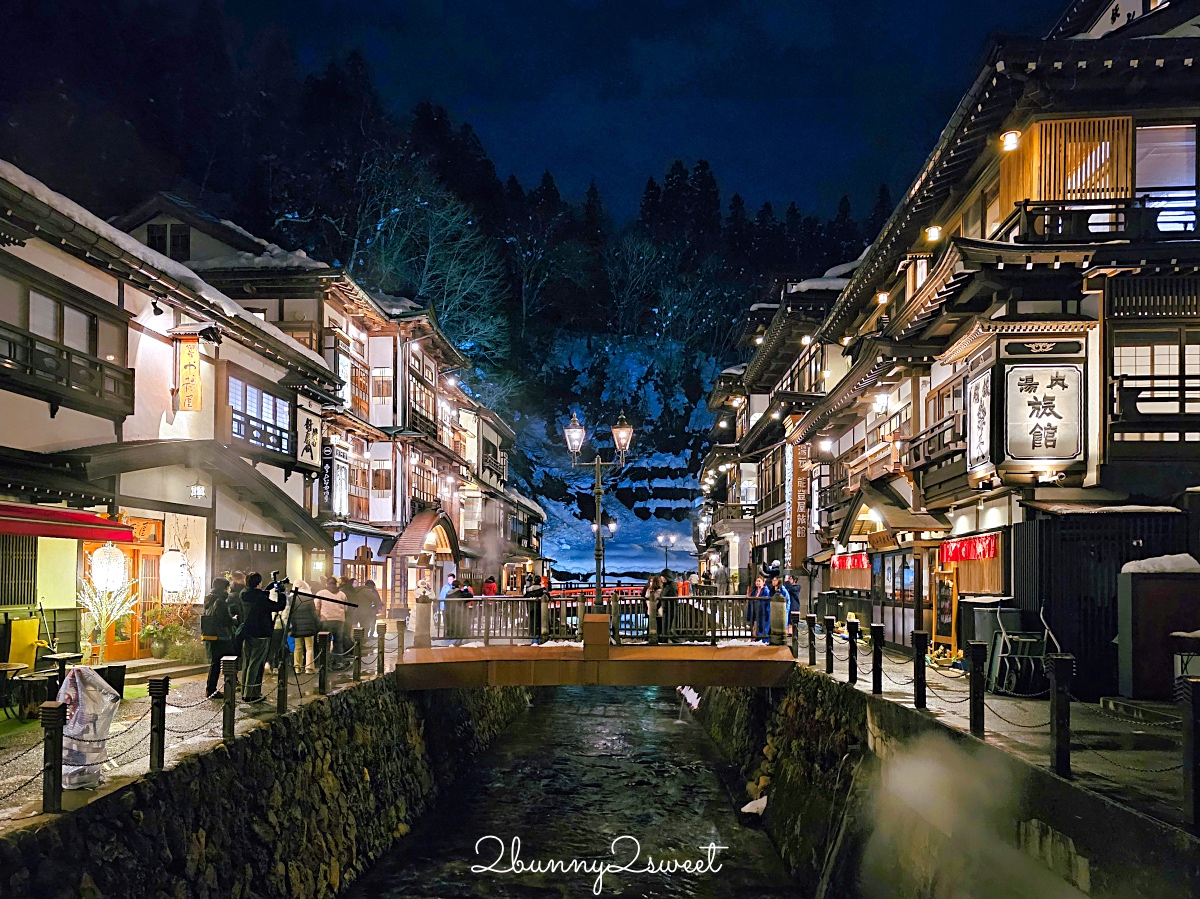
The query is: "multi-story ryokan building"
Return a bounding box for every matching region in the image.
[0,164,542,662]
[700,0,1200,698]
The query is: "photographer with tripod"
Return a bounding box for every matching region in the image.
[240,572,287,703]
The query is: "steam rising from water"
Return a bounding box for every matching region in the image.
[859,733,1088,899]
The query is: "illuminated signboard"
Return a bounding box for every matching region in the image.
[177,337,202,411]
[1004,364,1084,463]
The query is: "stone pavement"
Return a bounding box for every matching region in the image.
[0,631,404,827]
[796,628,1188,830]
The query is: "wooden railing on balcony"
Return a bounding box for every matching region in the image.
[816,478,849,511]
[846,439,906,492]
[905,412,966,470]
[277,320,320,351]
[1111,375,1200,423]
[998,198,1197,245]
[484,454,507,481]
[410,407,438,439]
[713,502,756,524]
[0,321,134,420]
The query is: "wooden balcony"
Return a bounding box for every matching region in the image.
[999,198,1197,245]
[713,502,756,525]
[484,454,507,481]
[905,412,966,471]
[410,407,438,439]
[846,440,905,492]
[0,321,134,421]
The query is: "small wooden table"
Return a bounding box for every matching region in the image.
[42,652,84,688]
[0,662,29,718]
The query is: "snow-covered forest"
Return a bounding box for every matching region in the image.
[0,1,882,577]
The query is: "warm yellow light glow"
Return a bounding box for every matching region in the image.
[925,224,943,242]
[876,292,889,305]
[755,336,764,345]
[819,439,833,452]
[800,335,812,346]
[611,412,634,456]
[1000,130,1022,152]
[842,336,852,346]
[821,369,830,379]
[563,412,586,455]
[771,410,781,420]
[718,420,728,428]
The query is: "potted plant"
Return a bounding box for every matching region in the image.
[77,558,140,666]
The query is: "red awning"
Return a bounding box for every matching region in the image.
[0,502,135,542]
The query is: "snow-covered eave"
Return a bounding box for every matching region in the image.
[0,161,336,388]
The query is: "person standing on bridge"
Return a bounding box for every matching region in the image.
[240,573,287,703]
[660,570,679,642]
[746,575,770,642]
[289,584,321,674]
[316,577,349,662]
[523,575,546,643]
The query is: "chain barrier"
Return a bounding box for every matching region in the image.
[883,669,915,687]
[64,707,153,744]
[928,665,968,680]
[108,729,153,763]
[0,738,45,767]
[1071,696,1183,732]
[165,707,225,735]
[1076,744,1183,773]
[166,693,219,710]
[927,684,971,705]
[983,700,1050,729]
[0,765,45,804]
[993,686,1050,699]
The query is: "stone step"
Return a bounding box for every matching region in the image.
[124,663,209,686]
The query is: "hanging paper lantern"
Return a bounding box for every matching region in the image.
[90,543,128,593]
[160,548,189,594]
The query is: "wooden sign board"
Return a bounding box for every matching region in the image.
[932,568,957,650]
[178,337,202,411]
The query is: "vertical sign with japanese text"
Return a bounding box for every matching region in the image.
[967,371,991,470]
[1004,364,1084,463]
[177,337,202,411]
[789,443,810,568]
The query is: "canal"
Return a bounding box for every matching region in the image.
[347,686,794,898]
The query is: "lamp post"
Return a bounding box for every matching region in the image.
[657,534,677,573]
[564,412,633,625]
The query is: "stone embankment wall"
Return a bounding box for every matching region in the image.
[698,667,1200,899]
[0,675,528,899]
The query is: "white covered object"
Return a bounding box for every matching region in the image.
[1120,554,1200,574]
[741,796,768,815]
[56,667,121,789]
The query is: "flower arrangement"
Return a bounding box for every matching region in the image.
[77,574,139,666]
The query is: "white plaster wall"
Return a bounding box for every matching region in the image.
[1,392,115,452]
[216,487,288,539]
[3,240,120,306]
[129,216,237,263]
[119,465,213,510]
[254,462,305,506]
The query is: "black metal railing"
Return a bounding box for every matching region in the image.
[999,197,1198,245]
[905,411,966,470]
[0,321,133,420]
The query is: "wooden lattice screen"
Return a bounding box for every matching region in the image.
[1000,117,1133,210]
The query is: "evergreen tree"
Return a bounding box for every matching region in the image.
[659,159,692,244]
[688,160,722,256]
[723,193,752,279]
[581,180,606,248]
[639,177,663,236]
[827,193,861,261]
[529,170,563,222]
[866,183,893,243]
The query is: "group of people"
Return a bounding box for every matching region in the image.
[641,570,680,639]
[746,563,801,643]
[200,571,383,702]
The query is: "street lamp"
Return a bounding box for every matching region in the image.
[563,411,634,629]
[657,533,677,572]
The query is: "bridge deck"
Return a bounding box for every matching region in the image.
[393,643,796,689]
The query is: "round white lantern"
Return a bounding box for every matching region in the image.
[159,548,189,595]
[90,543,128,594]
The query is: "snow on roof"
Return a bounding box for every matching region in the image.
[188,247,328,272]
[1122,554,1200,574]
[0,159,330,372]
[788,251,870,293]
[720,363,747,376]
[506,489,544,518]
[749,303,780,312]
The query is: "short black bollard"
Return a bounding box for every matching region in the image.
[806,614,817,667]
[317,631,331,695]
[1048,653,1074,778]
[221,657,238,742]
[912,630,929,710]
[40,701,66,813]
[352,625,364,682]
[277,648,289,714]
[376,621,388,677]
[967,641,987,739]
[824,615,835,675]
[871,623,883,695]
[148,675,169,772]
[1183,677,1200,826]
[847,619,859,685]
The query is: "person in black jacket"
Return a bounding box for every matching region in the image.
[659,570,679,642]
[201,578,236,699]
[239,572,286,702]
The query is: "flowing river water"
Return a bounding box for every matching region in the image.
[347,686,794,898]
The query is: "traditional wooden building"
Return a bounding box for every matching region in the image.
[114,194,543,611]
[701,0,1200,698]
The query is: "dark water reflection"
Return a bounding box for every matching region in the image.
[347,686,794,898]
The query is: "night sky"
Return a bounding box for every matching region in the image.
[234,0,1058,219]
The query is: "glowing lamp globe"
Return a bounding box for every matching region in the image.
[160,548,189,594]
[563,413,586,456]
[611,412,634,457]
[90,543,128,593]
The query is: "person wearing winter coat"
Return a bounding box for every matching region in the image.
[239,573,287,702]
[523,575,546,642]
[482,576,499,596]
[358,580,383,636]
[746,576,771,641]
[201,577,236,699]
[289,584,321,673]
[659,571,679,641]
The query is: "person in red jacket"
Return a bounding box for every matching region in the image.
[482,576,499,596]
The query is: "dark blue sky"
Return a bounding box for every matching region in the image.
[236,0,1060,220]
